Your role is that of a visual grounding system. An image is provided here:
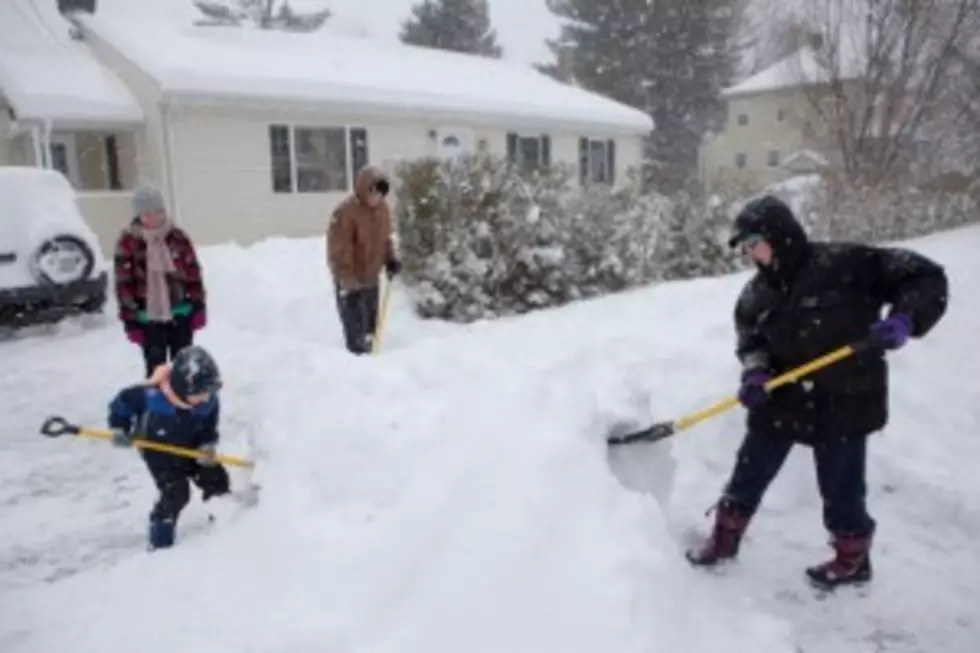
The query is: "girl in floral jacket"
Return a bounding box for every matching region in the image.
[113,185,207,377]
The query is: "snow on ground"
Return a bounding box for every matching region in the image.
[2,227,979,652]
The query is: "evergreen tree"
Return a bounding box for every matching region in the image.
[400,0,503,58]
[193,0,331,32]
[544,0,740,178]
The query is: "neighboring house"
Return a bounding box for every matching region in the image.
[0,2,652,252]
[699,46,861,190]
[0,0,143,255]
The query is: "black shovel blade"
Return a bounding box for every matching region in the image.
[40,416,79,438]
[607,421,675,446]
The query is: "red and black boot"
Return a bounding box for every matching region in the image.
[805,534,873,589]
[685,499,751,566]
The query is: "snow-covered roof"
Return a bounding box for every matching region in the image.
[0,1,142,125]
[74,14,652,135]
[782,149,829,168]
[721,46,863,99]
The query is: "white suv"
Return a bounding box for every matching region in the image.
[0,167,108,331]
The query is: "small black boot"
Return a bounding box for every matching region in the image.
[685,499,751,566]
[805,534,873,589]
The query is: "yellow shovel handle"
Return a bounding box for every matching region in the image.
[78,427,254,468]
[673,344,859,432]
[372,277,394,354]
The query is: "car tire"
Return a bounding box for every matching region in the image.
[80,291,107,314]
[32,235,96,285]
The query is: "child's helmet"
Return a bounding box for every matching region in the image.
[169,345,222,399]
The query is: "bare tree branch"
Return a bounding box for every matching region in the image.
[785,0,980,186]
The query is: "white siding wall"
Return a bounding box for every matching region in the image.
[169,104,645,246]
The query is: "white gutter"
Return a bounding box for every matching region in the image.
[42,119,54,168]
[30,123,45,168]
[160,99,183,226]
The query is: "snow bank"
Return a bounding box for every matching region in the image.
[0,1,142,123]
[0,233,792,652]
[3,224,978,653]
[74,13,651,133]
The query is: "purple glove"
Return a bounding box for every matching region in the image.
[870,313,913,350]
[126,328,145,346]
[738,369,771,408]
[191,310,207,331]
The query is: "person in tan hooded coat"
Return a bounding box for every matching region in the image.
[326,165,402,354]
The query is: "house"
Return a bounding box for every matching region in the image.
[699,45,862,190]
[0,0,144,254]
[0,1,653,253]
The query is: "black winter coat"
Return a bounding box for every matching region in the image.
[732,202,948,444]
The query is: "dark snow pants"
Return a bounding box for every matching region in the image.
[142,451,230,523]
[141,319,193,377]
[721,429,876,538]
[335,284,379,355]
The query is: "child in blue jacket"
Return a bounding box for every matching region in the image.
[108,345,230,550]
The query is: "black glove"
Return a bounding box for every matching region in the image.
[385,259,402,279]
[110,427,135,448]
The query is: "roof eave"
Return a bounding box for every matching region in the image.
[4,109,143,129]
[721,74,865,99]
[0,98,143,129]
[163,88,652,137]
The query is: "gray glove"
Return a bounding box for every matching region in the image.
[110,427,134,448]
[197,443,218,466]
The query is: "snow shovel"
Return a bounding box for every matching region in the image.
[372,275,394,354]
[606,339,873,446]
[40,415,255,468]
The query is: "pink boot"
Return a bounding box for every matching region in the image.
[805,534,873,588]
[686,499,751,566]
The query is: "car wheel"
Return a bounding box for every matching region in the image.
[81,291,107,314]
[32,235,95,285]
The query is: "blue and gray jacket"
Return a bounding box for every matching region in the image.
[108,384,220,453]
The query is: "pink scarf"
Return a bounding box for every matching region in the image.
[142,220,175,322]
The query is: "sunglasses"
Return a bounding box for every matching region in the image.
[373,179,390,196]
[737,234,767,252]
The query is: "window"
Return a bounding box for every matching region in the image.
[269,124,369,193]
[737,113,749,126]
[47,131,128,190]
[768,150,780,167]
[777,108,786,122]
[735,152,747,169]
[578,137,616,185]
[506,132,551,170]
[49,134,80,187]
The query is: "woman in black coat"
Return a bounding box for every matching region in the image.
[686,195,949,590]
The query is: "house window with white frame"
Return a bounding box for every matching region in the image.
[768,150,780,167]
[735,152,747,168]
[46,131,130,191]
[506,132,551,170]
[269,124,369,193]
[578,137,616,185]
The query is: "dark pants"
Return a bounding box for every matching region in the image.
[141,319,193,377]
[723,430,876,537]
[335,285,380,355]
[143,452,230,523]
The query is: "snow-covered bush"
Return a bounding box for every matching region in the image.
[800,178,979,243]
[393,156,977,323]
[392,155,740,322]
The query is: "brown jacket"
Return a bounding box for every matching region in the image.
[327,166,395,290]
